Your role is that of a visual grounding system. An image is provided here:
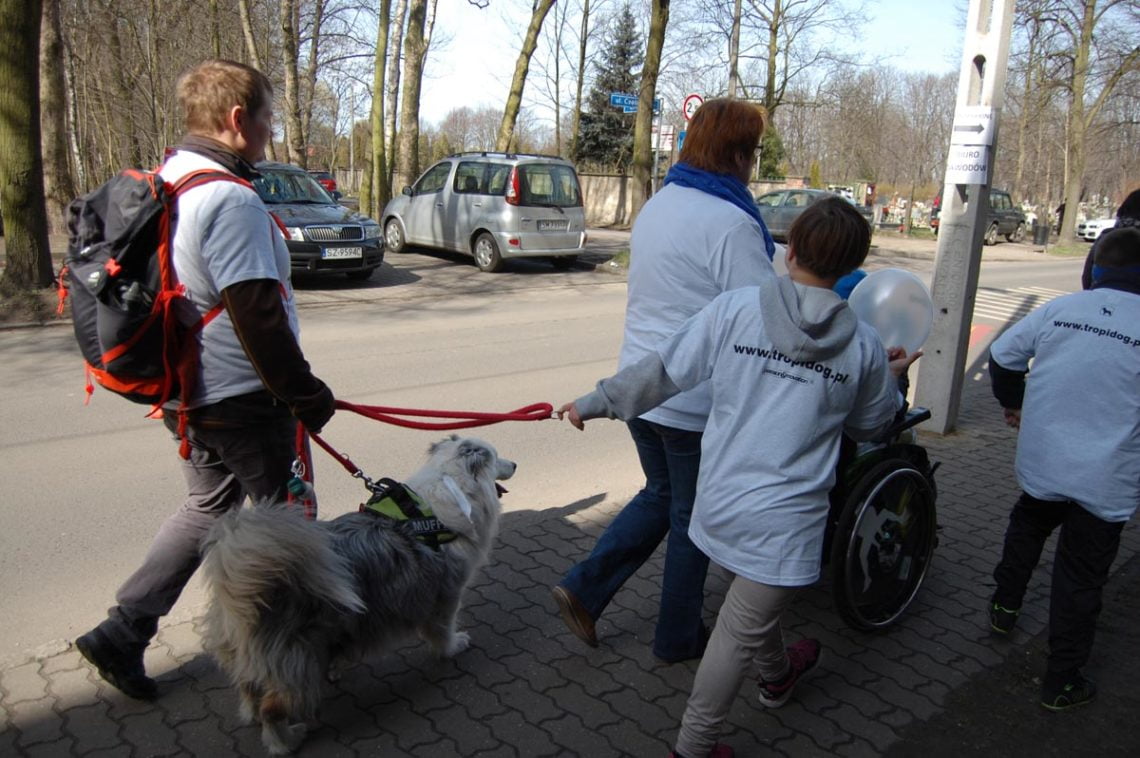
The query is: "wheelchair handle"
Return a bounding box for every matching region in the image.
[872,406,931,444]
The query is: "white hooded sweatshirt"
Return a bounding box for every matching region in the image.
[576,276,902,585]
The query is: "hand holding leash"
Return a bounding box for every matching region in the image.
[557,402,584,430]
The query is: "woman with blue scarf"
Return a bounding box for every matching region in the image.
[552,99,778,673]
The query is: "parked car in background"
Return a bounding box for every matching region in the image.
[1077,217,1116,242]
[308,170,338,195]
[754,188,874,241]
[381,152,587,272]
[254,161,384,280]
[930,188,1027,244]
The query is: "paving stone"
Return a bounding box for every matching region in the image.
[437,675,509,721]
[2,661,48,704]
[765,702,850,752]
[406,736,462,756]
[154,623,202,660]
[483,709,559,757]
[770,730,847,757]
[549,658,623,699]
[544,681,620,730]
[46,666,99,709]
[170,714,237,757]
[41,650,83,676]
[834,734,889,758]
[378,697,442,751]
[820,701,900,752]
[317,692,383,742]
[10,696,64,748]
[84,746,136,757]
[118,709,180,756]
[422,706,498,755]
[468,744,517,758]
[540,712,623,756]
[23,736,78,757]
[605,686,677,737]
[62,701,121,753]
[494,652,568,693]
[451,648,514,688]
[294,724,356,757]
[488,678,562,724]
[600,716,675,757]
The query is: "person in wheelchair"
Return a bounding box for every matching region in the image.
[558,196,919,758]
[988,226,1140,712]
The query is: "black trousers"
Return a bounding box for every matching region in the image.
[992,492,1124,684]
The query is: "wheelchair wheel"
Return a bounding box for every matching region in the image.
[831,457,936,631]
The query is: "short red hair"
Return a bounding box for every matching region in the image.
[678,98,768,175]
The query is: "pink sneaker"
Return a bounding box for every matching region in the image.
[757,638,822,708]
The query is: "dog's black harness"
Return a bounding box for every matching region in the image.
[360,478,457,550]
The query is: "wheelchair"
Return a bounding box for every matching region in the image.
[823,407,940,631]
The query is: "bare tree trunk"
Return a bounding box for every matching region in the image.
[280,0,306,166]
[104,0,144,168]
[728,0,742,97]
[496,0,557,151]
[385,0,408,190]
[630,0,669,222]
[763,0,782,114]
[361,0,392,218]
[396,0,428,189]
[302,0,327,152]
[209,0,221,58]
[570,0,589,159]
[237,0,276,160]
[40,0,76,235]
[0,0,53,291]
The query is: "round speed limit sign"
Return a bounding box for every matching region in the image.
[682,93,704,121]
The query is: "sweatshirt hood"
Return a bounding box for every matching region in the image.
[757,275,857,361]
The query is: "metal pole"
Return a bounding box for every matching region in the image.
[652,106,662,195]
[914,0,1015,434]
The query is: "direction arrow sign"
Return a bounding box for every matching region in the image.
[950,105,995,146]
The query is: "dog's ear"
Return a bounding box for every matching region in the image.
[458,440,493,476]
[428,434,462,456]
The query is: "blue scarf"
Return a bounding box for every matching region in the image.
[663,162,775,259]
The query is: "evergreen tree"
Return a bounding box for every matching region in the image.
[574,5,643,170]
[760,127,787,180]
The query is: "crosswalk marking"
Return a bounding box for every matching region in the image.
[972,286,1070,323]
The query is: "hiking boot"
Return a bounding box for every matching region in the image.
[668,744,734,758]
[1041,674,1096,712]
[989,601,1020,636]
[552,585,598,647]
[75,627,157,700]
[758,639,822,708]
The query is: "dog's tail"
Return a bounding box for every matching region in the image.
[201,502,366,629]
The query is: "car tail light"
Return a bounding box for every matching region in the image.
[505,167,521,206]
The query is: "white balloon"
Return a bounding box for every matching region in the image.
[847,268,934,354]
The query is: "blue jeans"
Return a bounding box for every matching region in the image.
[560,417,709,660]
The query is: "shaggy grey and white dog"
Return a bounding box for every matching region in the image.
[199,436,515,755]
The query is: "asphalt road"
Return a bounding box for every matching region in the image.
[0,233,1085,663]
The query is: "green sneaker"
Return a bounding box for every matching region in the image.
[989,602,1020,635]
[1041,675,1096,712]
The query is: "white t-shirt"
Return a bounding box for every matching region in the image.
[159,151,299,407]
[657,287,901,586]
[619,184,777,431]
[990,288,1140,522]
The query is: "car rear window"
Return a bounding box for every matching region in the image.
[518,163,582,208]
[253,170,333,204]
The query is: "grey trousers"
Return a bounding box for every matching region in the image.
[674,574,799,758]
[99,409,296,650]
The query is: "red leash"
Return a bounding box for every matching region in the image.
[308,399,554,484]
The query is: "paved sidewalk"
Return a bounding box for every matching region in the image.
[3,363,1138,756]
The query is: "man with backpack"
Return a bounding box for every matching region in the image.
[74,59,336,700]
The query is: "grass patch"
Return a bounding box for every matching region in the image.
[0,281,65,325]
[1044,243,1091,257]
[609,248,630,268]
[907,228,937,240]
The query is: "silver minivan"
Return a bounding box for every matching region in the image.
[381,152,587,272]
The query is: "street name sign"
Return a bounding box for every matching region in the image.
[609,92,662,114]
[950,105,995,146]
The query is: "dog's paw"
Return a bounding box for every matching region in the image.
[263,721,308,755]
[443,631,471,657]
[238,698,258,726]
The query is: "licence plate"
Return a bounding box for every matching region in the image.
[537,219,569,231]
[322,246,362,260]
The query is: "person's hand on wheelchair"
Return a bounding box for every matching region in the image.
[886,346,923,378]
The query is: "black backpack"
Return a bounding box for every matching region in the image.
[61,167,249,409]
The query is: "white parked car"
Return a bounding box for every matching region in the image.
[1077,217,1115,242]
[381,152,587,272]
